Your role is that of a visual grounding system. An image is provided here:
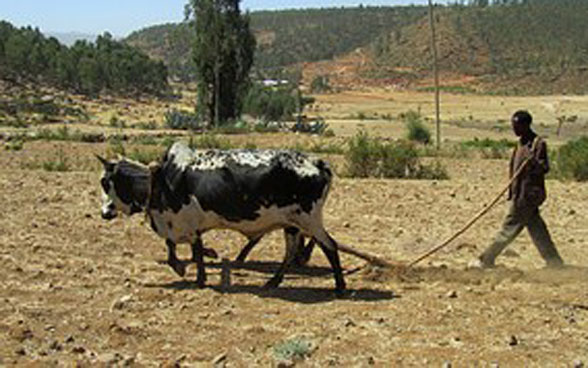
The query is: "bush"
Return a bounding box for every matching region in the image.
[345,131,448,180]
[554,136,588,181]
[188,134,232,150]
[164,109,202,130]
[402,110,431,145]
[310,75,332,93]
[42,148,70,172]
[459,138,515,159]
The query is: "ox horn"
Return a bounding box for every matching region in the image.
[95,154,114,170]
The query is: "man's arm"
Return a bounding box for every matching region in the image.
[531,139,549,175]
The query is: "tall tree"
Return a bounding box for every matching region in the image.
[187,0,256,126]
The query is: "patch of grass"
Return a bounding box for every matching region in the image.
[345,131,448,180]
[416,85,477,94]
[243,141,258,150]
[189,134,232,150]
[401,109,431,145]
[135,120,158,130]
[164,109,201,130]
[307,141,346,155]
[273,337,314,363]
[553,136,588,181]
[132,135,159,146]
[42,148,70,172]
[127,148,163,164]
[459,137,515,159]
[35,125,84,142]
[109,115,127,129]
[4,139,24,151]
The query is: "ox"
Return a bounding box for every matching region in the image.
[97,142,346,293]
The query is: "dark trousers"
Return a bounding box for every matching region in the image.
[481,202,563,266]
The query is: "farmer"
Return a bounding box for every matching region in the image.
[470,110,564,268]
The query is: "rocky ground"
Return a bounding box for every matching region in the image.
[1,136,587,367]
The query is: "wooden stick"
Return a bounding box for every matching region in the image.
[337,242,399,269]
[407,155,533,268]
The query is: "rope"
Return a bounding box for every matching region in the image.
[407,140,539,268]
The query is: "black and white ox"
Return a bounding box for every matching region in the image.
[97,142,346,293]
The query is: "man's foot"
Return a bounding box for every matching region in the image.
[545,258,565,269]
[467,257,495,269]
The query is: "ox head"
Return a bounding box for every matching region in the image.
[97,155,151,220]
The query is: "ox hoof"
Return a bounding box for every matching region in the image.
[196,277,207,289]
[202,247,218,259]
[263,277,282,290]
[168,260,187,277]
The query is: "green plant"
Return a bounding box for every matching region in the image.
[42,148,70,172]
[127,148,163,164]
[459,138,515,159]
[164,109,201,130]
[4,139,24,151]
[402,110,431,145]
[273,337,314,362]
[345,131,381,178]
[189,134,232,150]
[554,136,588,181]
[345,131,448,180]
[308,141,345,155]
[310,75,331,93]
[109,115,126,128]
[135,120,158,130]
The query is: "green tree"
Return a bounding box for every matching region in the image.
[187,0,256,126]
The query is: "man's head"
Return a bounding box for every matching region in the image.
[511,110,533,137]
[97,155,151,220]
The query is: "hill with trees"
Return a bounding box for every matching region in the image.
[370,0,588,94]
[0,21,169,96]
[125,6,428,81]
[127,1,588,95]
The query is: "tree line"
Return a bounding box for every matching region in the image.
[0,21,169,96]
[126,6,429,81]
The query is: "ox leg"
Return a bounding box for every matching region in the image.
[313,231,346,294]
[293,238,316,266]
[263,227,301,289]
[166,239,187,277]
[235,235,263,262]
[191,236,207,288]
[191,243,218,260]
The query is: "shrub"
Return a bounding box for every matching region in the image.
[127,148,162,164]
[42,148,70,172]
[346,131,381,178]
[273,337,314,362]
[554,136,588,181]
[164,109,202,130]
[4,139,24,151]
[402,110,431,145]
[345,131,448,180]
[135,120,158,130]
[109,115,126,129]
[458,138,515,159]
[188,134,232,150]
[310,75,331,93]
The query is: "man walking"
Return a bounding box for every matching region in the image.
[471,110,564,268]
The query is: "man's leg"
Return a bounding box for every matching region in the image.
[526,209,564,267]
[477,203,526,267]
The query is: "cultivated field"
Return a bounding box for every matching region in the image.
[1,90,588,366]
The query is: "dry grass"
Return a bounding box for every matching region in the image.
[1,90,588,366]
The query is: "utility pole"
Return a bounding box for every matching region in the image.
[428,0,441,149]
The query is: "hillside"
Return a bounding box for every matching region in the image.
[126,1,588,95]
[370,1,588,94]
[125,6,428,81]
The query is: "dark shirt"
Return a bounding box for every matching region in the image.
[508,132,549,208]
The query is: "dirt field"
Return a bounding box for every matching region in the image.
[1,91,588,366]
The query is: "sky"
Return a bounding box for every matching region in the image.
[0,0,451,38]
